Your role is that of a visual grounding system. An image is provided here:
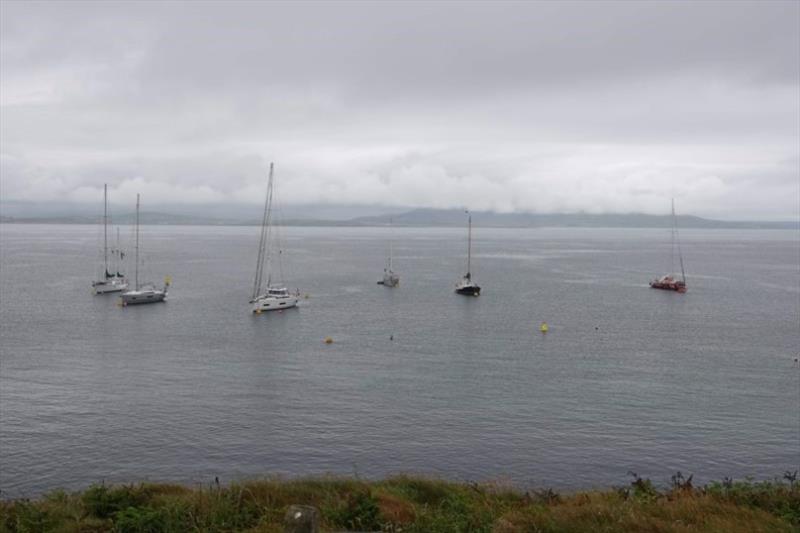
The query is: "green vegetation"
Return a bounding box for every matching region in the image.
[1,472,798,532]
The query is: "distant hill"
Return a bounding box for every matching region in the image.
[350,209,799,229]
[1,208,797,229]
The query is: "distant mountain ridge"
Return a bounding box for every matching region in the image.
[1,208,797,229]
[349,209,798,229]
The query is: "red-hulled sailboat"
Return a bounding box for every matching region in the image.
[650,199,687,293]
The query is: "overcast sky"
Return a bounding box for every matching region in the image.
[1,0,798,219]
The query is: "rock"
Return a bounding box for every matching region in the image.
[284,504,320,533]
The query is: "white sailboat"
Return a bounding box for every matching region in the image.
[92,184,128,294]
[377,219,399,287]
[250,163,300,313]
[120,194,169,306]
[455,211,480,296]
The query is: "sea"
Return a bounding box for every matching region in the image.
[0,224,798,496]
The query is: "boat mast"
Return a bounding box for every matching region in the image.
[103,184,108,277]
[466,211,472,277]
[670,199,676,276]
[252,163,274,300]
[673,199,686,283]
[134,194,140,291]
[388,218,393,271]
[116,227,121,276]
[265,166,275,288]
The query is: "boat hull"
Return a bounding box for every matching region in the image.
[379,272,399,287]
[120,289,167,305]
[455,287,481,296]
[252,295,299,313]
[93,278,128,294]
[649,275,686,293]
[455,283,481,296]
[650,281,687,293]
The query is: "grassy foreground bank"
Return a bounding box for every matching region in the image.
[1,474,798,532]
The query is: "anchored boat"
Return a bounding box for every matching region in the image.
[92,184,128,294]
[378,219,399,287]
[455,211,481,296]
[120,194,169,306]
[250,163,300,313]
[650,199,687,293]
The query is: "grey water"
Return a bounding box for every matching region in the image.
[1,224,798,497]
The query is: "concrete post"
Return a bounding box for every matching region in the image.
[284,504,320,533]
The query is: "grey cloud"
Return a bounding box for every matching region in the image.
[1,0,798,219]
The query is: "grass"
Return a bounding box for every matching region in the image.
[1,472,798,532]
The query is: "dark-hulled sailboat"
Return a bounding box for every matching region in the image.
[455,211,480,296]
[377,218,399,287]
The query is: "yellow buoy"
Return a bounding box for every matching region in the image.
[540,322,549,333]
[324,337,333,344]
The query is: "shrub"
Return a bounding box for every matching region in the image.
[81,484,149,519]
[328,490,381,530]
[114,506,167,533]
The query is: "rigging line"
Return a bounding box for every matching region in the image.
[252,163,273,300]
[466,210,472,277]
[263,165,276,288]
[670,199,676,276]
[95,193,104,277]
[674,200,687,284]
[134,194,140,291]
[273,174,286,285]
[103,184,108,276]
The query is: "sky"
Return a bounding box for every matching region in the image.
[1,0,798,220]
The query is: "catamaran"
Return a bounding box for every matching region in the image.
[377,219,399,287]
[92,184,128,294]
[455,211,481,296]
[120,194,169,305]
[650,199,687,293]
[250,163,300,313]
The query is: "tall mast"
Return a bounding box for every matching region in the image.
[103,184,108,277]
[252,163,274,300]
[670,198,675,275]
[134,194,140,291]
[388,218,393,271]
[116,227,121,276]
[264,164,275,287]
[466,211,472,277]
[673,199,686,283]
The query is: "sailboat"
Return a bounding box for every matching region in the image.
[250,163,300,313]
[650,199,687,293]
[92,184,128,294]
[377,219,399,287]
[120,194,169,305]
[455,211,480,296]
